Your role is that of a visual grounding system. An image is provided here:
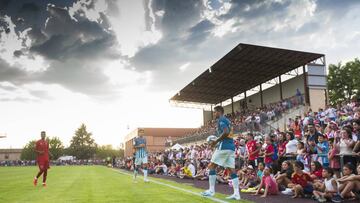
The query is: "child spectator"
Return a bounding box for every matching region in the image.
[328,140,341,178]
[313,168,338,202]
[264,135,275,168]
[254,167,279,197]
[316,134,329,167]
[289,161,313,198]
[246,133,260,169]
[296,141,306,164]
[179,160,195,179]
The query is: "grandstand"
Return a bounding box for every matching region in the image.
[170,43,327,145]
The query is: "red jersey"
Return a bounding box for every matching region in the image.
[278,141,287,155]
[36,139,49,161]
[311,169,323,180]
[292,172,312,187]
[264,144,274,164]
[246,140,258,161]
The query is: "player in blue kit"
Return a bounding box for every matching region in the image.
[133,131,149,183]
[201,106,240,200]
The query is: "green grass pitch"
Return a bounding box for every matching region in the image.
[0,166,248,203]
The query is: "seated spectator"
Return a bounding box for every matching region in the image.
[275,161,293,191]
[167,163,177,177]
[179,160,195,179]
[254,167,278,197]
[313,168,338,202]
[239,165,257,189]
[309,161,323,181]
[333,163,358,202]
[288,161,313,198]
[194,162,208,180]
[154,162,168,175]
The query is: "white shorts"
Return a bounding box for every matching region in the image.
[210,149,235,169]
[135,156,148,166]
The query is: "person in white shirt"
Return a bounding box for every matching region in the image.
[325,105,337,121]
[285,132,298,155]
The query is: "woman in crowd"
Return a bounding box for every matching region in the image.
[277,132,288,162]
[335,127,356,165]
[310,161,323,181]
[332,163,358,202]
[275,161,293,190]
[285,131,298,157]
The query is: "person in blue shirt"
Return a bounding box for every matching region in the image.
[316,134,329,168]
[201,106,240,200]
[133,132,149,183]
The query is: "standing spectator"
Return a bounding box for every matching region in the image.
[246,133,260,169]
[264,135,275,168]
[316,134,329,167]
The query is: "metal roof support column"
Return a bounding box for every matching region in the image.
[210,105,213,120]
[279,75,283,100]
[231,97,234,115]
[303,65,310,105]
[244,91,247,109]
[260,84,263,108]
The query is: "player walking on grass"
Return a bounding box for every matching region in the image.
[201,106,241,200]
[133,131,149,183]
[33,131,50,187]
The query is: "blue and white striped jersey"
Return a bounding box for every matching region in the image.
[133,137,147,158]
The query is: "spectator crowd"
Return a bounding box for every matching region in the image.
[122,97,360,202]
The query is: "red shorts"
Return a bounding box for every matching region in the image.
[37,159,50,170]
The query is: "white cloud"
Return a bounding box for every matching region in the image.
[179,62,191,72]
[212,18,236,37]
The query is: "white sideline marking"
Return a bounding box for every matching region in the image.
[111,169,230,203]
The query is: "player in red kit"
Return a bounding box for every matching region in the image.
[33,131,50,187]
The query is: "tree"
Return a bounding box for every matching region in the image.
[68,124,97,159]
[48,137,64,160]
[20,140,37,160]
[95,145,124,159]
[327,58,360,104]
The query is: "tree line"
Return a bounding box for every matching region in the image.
[327,58,360,104]
[20,123,124,160]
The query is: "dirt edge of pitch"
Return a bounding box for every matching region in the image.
[111,168,232,203]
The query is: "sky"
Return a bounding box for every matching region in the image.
[1,0,360,148]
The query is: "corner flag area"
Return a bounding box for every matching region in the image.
[0,166,246,203]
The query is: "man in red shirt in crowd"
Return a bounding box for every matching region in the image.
[246,133,260,169]
[33,131,50,187]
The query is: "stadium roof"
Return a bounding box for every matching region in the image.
[170,43,324,105]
